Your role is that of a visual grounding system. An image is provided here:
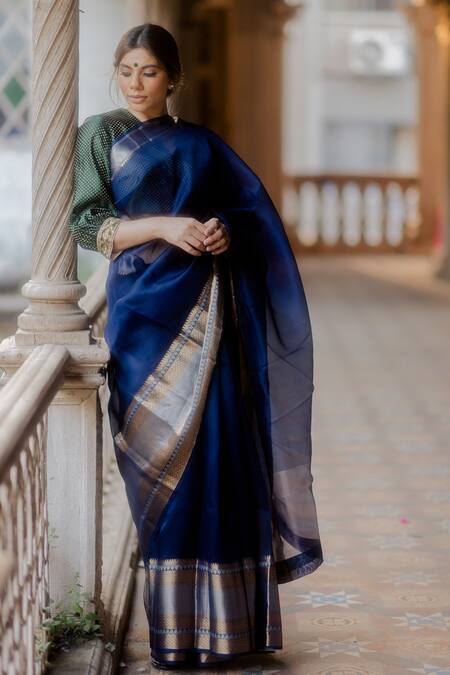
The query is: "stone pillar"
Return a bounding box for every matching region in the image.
[125,0,150,26]
[403,4,449,260]
[147,0,181,33]
[227,0,297,211]
[282,0,319,176]
[16,0,91,346]
[433,8,450,280]
[0,0,109,608]
[46,386,103,606]
[124,0,180,34]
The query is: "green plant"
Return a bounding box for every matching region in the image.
[34,574,103,662]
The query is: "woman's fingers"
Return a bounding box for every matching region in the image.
[206,237,227,253]
[210,243,228,255]
[203,228,221,246]
[205,223,230,253]
[204,217,219,231]
[182,242,202,256]
[194,220,214,239]
[186,234,206,252]
[197,217,218,239]
[183,218,230,255]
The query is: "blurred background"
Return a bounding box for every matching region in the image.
[1,0,449,337]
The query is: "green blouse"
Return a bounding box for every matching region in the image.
[68,108,140,259]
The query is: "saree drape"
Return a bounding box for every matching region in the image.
[103,112,323,667]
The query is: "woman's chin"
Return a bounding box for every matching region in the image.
[128,99,148,106]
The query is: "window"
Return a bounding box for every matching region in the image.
[0,0,31,141]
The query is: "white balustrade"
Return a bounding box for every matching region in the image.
[284,174,421,251]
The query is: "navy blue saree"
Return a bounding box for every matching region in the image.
[103,112,323,667]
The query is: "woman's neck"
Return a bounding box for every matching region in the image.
[125,106,169,123]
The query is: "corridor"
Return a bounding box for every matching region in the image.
[120,254,450,675]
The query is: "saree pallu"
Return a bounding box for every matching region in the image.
[104,113,323,667]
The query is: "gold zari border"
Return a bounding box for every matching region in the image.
[144,555,282,656]
[114,258,224,543]
[97,216,122,259]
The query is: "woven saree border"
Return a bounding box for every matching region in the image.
[110,119,177,180]
[275,542,324,584]
[148,625,282,639]
[113,258,224,546]
[144,553,282,654]
[139,262,222,533]
[146,557,273,574]
[122,275,213,436]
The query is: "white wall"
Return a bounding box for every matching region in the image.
[78,0,134,123]
[282,1,418,175]
[77,0,141,275]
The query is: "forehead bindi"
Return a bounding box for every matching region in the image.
[120,49,161,68]
[120,62,161,69]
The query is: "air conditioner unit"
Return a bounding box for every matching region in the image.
[348,29,410,77]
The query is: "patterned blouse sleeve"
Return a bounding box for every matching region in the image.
[68,114,121,260]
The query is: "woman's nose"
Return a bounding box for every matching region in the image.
[130,76,143,90]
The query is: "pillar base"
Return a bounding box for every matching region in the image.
[16,279,91,337]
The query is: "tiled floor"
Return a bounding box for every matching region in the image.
[119,254,450,675]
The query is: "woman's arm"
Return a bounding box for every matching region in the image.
[111,215,229,258]
[69,115,121,258]
[69,115,229,260]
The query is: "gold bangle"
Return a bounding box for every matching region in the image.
[97,216,122,259]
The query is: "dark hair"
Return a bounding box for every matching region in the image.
[110,23,184,101]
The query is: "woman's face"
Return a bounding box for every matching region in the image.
[117,47,171,118]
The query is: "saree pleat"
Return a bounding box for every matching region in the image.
[100,110,323,667]
[138,269,282,662]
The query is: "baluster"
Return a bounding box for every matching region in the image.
[321,181,340,246]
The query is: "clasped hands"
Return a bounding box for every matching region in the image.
[168,216,230,257]
[202,217,230,256]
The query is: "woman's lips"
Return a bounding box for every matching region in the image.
[129,96,146,101]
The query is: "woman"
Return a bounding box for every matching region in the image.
[69,23,323,670]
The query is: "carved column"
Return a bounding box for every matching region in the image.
[16,0,91,346]
[0,0,109,608]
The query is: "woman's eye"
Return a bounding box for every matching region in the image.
[119,72,157,78]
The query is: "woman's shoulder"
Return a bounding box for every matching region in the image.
[77,107,138,141]
[178,119,232,156]
[181,120,243,163]
[179,118,219,139]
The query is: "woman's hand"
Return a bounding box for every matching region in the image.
[202,217,230,255]
[110,215,231,258]
[160,217,210,256]
[160,216,230,257]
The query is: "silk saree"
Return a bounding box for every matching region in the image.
[69,109,323,668]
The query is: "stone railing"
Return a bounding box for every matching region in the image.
[79,263,139,656]
[0,345,68,674]
[283,173,423,253]
[0,261,138,674]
